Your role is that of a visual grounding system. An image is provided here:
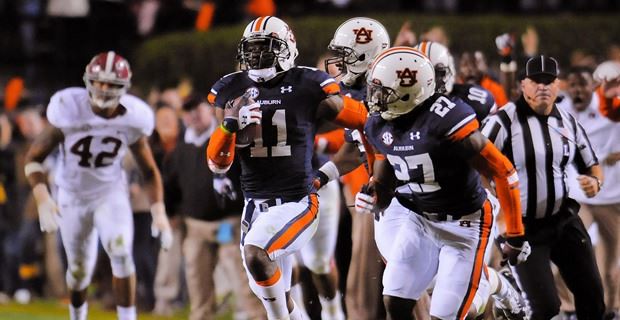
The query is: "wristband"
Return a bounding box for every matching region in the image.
[222,118,239,133]
[25,162,45,177]
[318,161,340,184]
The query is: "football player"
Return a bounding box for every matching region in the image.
[24,51,173,320]
[206,16,367,320]
[358,46,529,320]
[414,41,529,319]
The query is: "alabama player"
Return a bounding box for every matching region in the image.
[206,16,367,320]
[358,47,530,320]
[24,51,172,320]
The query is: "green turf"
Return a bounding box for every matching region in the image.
[0,299,233,320]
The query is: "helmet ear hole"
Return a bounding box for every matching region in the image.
[401,94,410,101]
[358,54,366,62]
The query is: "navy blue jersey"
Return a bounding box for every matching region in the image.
[364,94,487,215]
[450,83,496,122]
[208,67,340,199]
[339,80,366,101]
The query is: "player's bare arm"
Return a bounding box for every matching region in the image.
[25,126,64,187]
[370,156,397,211]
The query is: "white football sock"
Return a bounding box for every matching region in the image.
[69,302,88,320]
[250,268,289,319]
[117,305,137,320]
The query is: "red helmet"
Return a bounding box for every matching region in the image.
[83,51,132,109]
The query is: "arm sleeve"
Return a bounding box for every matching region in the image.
[471,140,524,237]
[573,117,599,173]
[206,126,236,173]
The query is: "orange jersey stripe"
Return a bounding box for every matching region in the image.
[266,194,319,254]
[457,200,493,319]
[448,118,479,142]
[322,82,340,95]
[255,268,281,287]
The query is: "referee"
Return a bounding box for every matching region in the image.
[481,55,605,319]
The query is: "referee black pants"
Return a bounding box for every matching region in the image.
[512,211,605,320]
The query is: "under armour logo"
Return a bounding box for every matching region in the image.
[280,86,293,94]
[396,68,418,87]
[353,27,373,44]
[459,220,471,228]
[219,151,231,157]
[410,131,421,140]
[262,296,276,302]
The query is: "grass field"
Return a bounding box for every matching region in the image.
[0,299,234,320]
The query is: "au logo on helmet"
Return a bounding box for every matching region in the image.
[353,28,373,44]
[396,68,418,87]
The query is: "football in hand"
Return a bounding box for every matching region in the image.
[227,94,261,147]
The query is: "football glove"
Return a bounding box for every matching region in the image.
[355,184,376,215]
[502,237,531,266]
[213,173,237,201]
[151,202,173,250]
[32,183,60,232]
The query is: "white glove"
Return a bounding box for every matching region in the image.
[495,33,514,54]
[151,202,173,250]
[213,174,237,200]
[354,191,376,215]
[32,183,60,232]
[238,102,261,131]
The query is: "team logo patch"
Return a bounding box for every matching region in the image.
[381,131,393,145]
[245,87,260,99]
[353,27,373,44]
[396,68,418,87]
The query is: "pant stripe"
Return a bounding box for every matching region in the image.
[265,194,319,254]
[457,200,493,319]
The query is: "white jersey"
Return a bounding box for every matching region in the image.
[558,92,620,205]
[47,87,154,196]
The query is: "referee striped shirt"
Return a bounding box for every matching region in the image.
[481,96,598,221]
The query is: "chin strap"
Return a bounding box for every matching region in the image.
[248,67,278,82]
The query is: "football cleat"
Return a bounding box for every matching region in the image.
[493,267,530,320]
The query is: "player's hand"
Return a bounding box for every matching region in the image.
[32,184,60,232]
[213,173,237,201]
[224,94,261,132]
[577,175,601,198]
[601,78,620,99]
[355,184,376,215]
[501,237,531,266]
[151,202,173,250]
[495,33,515,58]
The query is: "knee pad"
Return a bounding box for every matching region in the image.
[110,254,135,278]
[66,264,92,291]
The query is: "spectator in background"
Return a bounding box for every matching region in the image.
[150,104,185,316]
[163,95,264,320]
[558,67,620,319]
[459,51,510,107]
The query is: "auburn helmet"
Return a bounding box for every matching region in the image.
[83,51,132,109]
[237,16,298,82]
[326,17,390,86]
[414,41,455,94]
[367,47,436,120]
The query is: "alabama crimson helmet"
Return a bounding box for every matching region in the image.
[83,51,132,109]
[367,47,436,120]
[326,17,390,85]
[237,16,298,80]
[414,41,455,94]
